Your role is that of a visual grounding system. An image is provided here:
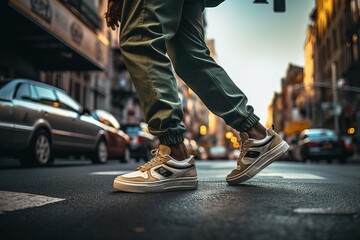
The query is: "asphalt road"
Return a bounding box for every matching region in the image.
[0,158,360,240]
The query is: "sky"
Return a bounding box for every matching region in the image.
[206,0,315,124]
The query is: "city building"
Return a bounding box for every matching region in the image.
[311,0,349,134]
[269,0,360,142]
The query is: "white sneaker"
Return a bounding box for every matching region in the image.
[226,128,290,185]
[113,145,198,193]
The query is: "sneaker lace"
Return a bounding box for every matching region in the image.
[137,148,170,172]
[237,140,251,164]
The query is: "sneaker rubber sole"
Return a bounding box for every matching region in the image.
[113,177,198,193]
[227,140,290,185]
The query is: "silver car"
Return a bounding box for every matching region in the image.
[0,79,108,166]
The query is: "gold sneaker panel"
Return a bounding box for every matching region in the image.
[136,145,174,172]
[226,160,251,179]
[114,170,158,183]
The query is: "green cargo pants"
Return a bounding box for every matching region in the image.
[119,0,260,145]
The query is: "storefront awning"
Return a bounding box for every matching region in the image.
[1,0,109,71]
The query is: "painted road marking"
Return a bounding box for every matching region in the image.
[258,173,325,179]
[0,190,65,214]
[293,208,358,215]
[90,171,128,175]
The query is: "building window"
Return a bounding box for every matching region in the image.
[339,20,344,44]
[351,0,359,23]
[332,28,338,50]
[74,81,81,103]
[326,38,331,60]
[353,34,359,63]
[55,73,63,90]
[83,85,87,107]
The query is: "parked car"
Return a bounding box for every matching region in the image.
[0,78,110,166]
[91,110,130,162]
[291,128,347,163]
[121,122,157,162]
[207,145,228,160]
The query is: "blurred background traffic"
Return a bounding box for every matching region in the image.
[0,0,360,166]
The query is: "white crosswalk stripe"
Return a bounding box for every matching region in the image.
[90,171,128,175]
[0,190,65,214]
[258,173,325,179]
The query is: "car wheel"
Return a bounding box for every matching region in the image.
[19,129,54,167]
[92,138,108,164]
[119,147,130,163]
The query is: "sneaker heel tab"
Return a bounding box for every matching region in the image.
[267,127,277,136]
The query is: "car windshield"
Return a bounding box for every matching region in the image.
[305,129,337,139]
[0,80,15,100]
[0,80,11,89]
[123,126,141,135]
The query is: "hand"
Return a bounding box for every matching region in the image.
[104,0,123,30]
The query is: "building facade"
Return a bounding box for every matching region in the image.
[269,0,360,141]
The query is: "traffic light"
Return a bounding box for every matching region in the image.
[253,0,286,13]
[274,0,286,12]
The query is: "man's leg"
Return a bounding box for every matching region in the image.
[119,0,186,147]
[167,0,289,184]
[113,0,197,193]
[167,0,260,134]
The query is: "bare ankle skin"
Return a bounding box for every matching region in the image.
[246,122,267,140]
[169,143,190,160]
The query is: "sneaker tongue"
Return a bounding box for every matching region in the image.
[240,132,249,141]
[158,145,171,155]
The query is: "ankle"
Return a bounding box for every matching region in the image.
[246,122,266,140]
[169,143,190,160]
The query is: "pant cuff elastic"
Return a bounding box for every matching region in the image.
[158,133,184,146]
[233,113,260,132]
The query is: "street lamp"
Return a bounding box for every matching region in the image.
[225,131,233,139]
[200,125,207,136]
[331,63,340,135]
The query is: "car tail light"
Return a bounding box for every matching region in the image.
[135,136,144,144]
[305,142,318,147]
